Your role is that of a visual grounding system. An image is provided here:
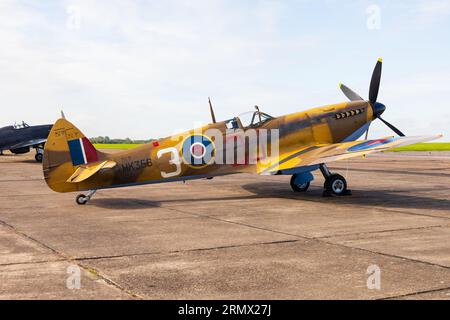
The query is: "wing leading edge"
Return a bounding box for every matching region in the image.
[258,135,443,175]
[7,138,47,150]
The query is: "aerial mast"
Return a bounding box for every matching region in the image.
[208,97,217,124]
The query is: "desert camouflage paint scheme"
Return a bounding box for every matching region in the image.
[43,100,440,194]
[42,59,442,201]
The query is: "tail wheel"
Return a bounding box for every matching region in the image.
[76,194,88,205]
[325,174,347,195]
[290,174,310,192]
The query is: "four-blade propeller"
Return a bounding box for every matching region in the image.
[339,58,405,137]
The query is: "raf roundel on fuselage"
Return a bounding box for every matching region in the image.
[182,135,215,168]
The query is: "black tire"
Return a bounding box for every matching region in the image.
[76,194,88,205]
[324,174,347,195]
[35,153,43,162]
[290,174,311,192]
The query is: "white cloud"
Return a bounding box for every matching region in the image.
[0,0,323,139]
[0,0,447,142]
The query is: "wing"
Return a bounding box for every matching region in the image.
[258,135,443,175]
[66,160,117,183]
[8,138,47,150]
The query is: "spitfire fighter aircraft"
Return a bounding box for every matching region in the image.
[43,59,442,204]
[0,122,52,162]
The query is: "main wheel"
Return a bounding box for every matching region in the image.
[325,174,347,196]
[35,153,43,162]
[290,174,310,192]
[76,194,88,205]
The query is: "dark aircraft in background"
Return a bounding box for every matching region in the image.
[0,122,53,162]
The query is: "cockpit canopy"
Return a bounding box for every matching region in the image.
[225,110,274,130]
[13,122,30,129]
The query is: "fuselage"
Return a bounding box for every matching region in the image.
[44,100,374,193]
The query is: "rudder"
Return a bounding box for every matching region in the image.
[43,118,103,192]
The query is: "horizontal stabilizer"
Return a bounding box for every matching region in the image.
[67,160,117,183]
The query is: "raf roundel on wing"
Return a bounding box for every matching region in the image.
[347,137,396,152]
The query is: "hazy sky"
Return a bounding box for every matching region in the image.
[1,0,449,140]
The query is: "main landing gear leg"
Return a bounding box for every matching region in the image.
[76,190,96,205]
[320,164,352,197]
[35,147,44,163]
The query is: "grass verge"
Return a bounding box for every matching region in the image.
[388,143,450,152]
[94,142,450,152]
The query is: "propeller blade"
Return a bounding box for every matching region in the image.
[369,58,383,104]
[365,126,370,140]
[378,116,405,137]
[339,83,364,101]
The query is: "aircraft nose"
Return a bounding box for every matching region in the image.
[372,102,386,119]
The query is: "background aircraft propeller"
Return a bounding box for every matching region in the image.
[339,58,405,138]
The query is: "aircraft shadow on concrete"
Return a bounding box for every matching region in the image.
[20,159,43,164]
[91,198,161,210]
[89,182,450,212]
[241,182,450,212]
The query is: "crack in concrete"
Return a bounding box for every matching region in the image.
[380,285,450,300]
[0,219,142,300]
[315,224,450,240]
[162,206,450,299]
[75,239,301,262]
[2,172,449,299]
[0,258,66,267]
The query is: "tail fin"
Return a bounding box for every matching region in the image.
[43,118,103,192]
